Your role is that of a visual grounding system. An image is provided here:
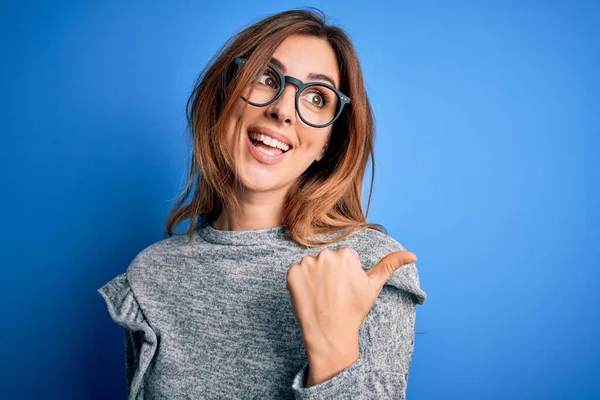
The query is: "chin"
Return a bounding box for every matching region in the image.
[237,167,282,192]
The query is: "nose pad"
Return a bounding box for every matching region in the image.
[266,83,298,123]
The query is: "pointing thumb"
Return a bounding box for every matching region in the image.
[366,251,417,294]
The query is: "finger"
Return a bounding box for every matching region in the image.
[348,247,359,261]
[339,247,359,262]
[366,251,417,293]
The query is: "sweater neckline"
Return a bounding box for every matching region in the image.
[197,222,291,246]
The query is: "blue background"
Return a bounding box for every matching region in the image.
[2,1,598,399]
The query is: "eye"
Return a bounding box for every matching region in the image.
[257,70,279,89]
[304,89,330,108]
[308,93,323,106]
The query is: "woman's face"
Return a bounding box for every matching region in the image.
[225,34,340,193]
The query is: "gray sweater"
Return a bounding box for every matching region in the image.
[98,223,427,399]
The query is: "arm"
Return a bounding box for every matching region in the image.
[124,329,143,394]
[306,339,359,387]
[291,286,419,399]
[98,272,159,400]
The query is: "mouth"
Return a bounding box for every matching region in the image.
[247,130,292,154]
[246,130,291,165]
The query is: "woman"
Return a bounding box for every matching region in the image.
[99,8,426,399]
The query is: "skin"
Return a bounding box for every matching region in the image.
[214,34,335,232]
[213,34,417,387]
[288,249,417,386]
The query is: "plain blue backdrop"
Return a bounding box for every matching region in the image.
[2,0,599,399]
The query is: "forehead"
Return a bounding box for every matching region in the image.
[271,35,339,86]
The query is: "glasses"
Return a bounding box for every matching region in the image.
[233,57,351,128]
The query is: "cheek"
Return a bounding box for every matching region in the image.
[300,128,330,152]
[226,101,249,140]
[232,98,247,117]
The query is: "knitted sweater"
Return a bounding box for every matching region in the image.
[98,223,427,399]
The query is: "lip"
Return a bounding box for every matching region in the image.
[247,125,294,149]
[246,133,290,165]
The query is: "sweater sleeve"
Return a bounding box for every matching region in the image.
[290,261,424,399]
[98,273,158,400]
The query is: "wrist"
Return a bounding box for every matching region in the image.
[303,328,359,358]
[306,341,359,387]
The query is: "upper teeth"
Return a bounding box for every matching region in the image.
[249,132,290,152]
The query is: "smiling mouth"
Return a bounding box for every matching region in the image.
[247,131,292,154]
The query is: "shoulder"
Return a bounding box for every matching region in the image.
[351,227,409,252]
[128,233,192,265]
[336,227,409,263]
[125,232,202,292]
[335,227,427,305]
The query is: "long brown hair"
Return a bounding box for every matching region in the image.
[165,8,387,247]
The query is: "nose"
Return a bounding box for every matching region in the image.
[265,83,297,125]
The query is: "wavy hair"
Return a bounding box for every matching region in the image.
[165,8,386,247]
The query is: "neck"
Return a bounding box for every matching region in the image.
[212,188,287,231]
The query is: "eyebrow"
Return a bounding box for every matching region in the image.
[270,57,338,88]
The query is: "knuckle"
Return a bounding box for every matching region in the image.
[384,262,397,276]
[301,255,315,265]
[317,248,332,258]
[286,264,298,281]
[339,247,352,256]
[340,247,358,261]
[299,257,315,270]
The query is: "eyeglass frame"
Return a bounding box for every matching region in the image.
[233,57,351,128]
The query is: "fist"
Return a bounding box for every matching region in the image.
[286,247,417,356]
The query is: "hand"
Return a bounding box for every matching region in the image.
[286,247,417,373]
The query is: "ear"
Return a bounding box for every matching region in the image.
[315,133,332,162]
[315,141,329,162]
